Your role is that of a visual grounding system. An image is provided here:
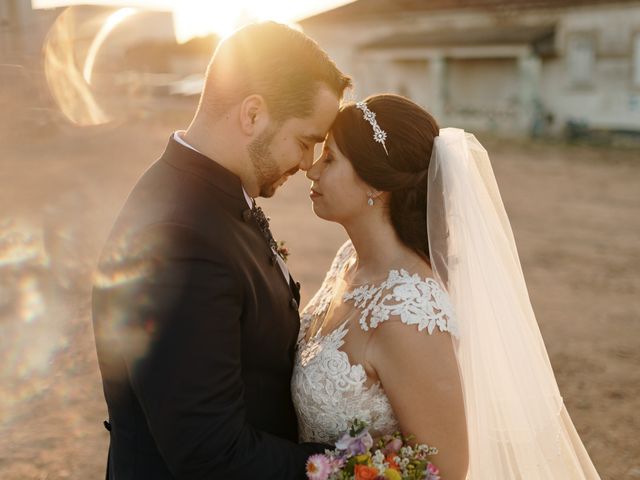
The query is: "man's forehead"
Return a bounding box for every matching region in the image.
[302,113,334,138]
[285,115,329,138]
[306,88,340,136]
[322,134,337,150]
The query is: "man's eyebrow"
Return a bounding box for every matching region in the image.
[302,134,326,143]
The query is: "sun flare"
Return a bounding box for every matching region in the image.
[83,7,138,84]
[34,0,354,125]
[33,0,355,43]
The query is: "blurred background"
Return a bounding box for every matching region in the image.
[0,0,639,478]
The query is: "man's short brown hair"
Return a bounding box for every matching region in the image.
[200,22,352,122]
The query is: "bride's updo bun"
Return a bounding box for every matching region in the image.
[331,94,439,261]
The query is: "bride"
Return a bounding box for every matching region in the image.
[291,94,601,479]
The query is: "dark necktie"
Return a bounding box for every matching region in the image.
[251,200,278,253]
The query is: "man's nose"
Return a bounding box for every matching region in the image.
[306,159,320,180]
[299,150,314,172]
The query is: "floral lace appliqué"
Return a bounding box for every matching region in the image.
[343,269,459,337]
[292,240,459,444]
[293,320,399,443]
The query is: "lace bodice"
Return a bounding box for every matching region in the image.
[292,240,458,444]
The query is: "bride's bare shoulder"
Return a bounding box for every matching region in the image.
[414,258,436,280]
[395,254,439,286]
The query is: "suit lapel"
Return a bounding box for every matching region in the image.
[161,135,302,311]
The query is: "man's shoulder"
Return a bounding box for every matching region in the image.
[116,157,244,234]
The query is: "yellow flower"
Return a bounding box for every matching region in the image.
[384,468,402,480]
[355,453,371,464]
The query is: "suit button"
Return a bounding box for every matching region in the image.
[295,282,301,290]
[103,420,112,431]
[290,298,299,311]
[242,209,252,222]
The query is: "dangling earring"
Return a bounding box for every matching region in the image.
[367,192,375,207]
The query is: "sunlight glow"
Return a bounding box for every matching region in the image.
[35,0,354,124]
[83,7,138,84]
[43,7,110,125]
[33,0,355,42]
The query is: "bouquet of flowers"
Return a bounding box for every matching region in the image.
[306,419,441,480]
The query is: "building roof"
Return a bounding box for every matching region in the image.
[302,0,640,24]
[361,24,556,55]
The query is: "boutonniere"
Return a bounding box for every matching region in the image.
[276,240,290,263]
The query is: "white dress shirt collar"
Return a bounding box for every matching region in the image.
[173,131,253,208]
[172,132,289,280]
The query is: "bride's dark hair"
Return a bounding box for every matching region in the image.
[331,94,439,262]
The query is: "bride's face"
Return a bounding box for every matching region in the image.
[306,133,371,223]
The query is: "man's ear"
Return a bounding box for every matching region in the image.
[239,94,268,135]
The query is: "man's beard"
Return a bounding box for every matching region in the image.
[247,125,288,198]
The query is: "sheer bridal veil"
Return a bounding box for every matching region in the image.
[426,128,600,479]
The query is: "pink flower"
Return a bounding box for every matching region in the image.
[329,455,346,471]
[425,462,441,480]
[383,437,403,454]
[306,454,332,480]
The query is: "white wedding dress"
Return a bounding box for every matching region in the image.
[291,240,458,444]
[291,128,601,478]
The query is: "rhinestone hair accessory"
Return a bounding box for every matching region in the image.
[356,101,389,155]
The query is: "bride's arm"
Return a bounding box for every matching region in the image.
[366,321,469,480]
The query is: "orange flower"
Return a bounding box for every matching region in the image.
[385,454,401,471]
[354,464,379,480]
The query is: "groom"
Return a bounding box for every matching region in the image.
[92,22,351,479]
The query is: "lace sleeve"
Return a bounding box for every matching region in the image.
[298,240,354,341]
[326,240,355,282]
[343,269,459,338]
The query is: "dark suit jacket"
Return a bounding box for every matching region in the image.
[92,136,326,479]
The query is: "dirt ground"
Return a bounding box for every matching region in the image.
[0,99,638,479]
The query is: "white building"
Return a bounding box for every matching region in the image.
[300,0,640,137]
[0,0,64,68]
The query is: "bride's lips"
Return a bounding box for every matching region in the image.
[310,188,322,199]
